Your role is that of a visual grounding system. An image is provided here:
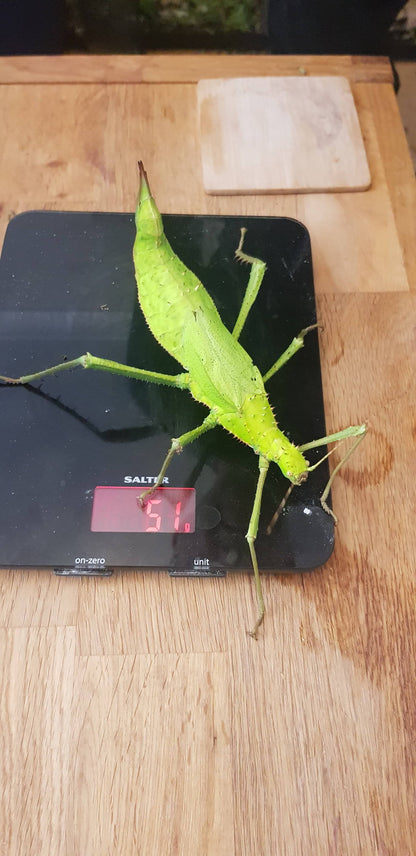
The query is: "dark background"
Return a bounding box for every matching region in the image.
[0,1,414,60]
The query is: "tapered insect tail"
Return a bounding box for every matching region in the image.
[135,161,164,243]
[138,160,151,204]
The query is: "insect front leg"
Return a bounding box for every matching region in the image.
[299,423,367,521]
[232,228,267,341]
[246,455,270,639]
[139,412,218,505]
[266,482,296,536]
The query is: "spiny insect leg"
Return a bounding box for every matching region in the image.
[262,324,319,384]
[0,352,190,389]
[246,455,270,639]
[232,228,267,341]
[139,412,218,506]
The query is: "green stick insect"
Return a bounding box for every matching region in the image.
[0,163,366,637]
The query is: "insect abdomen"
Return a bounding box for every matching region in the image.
[134,245,217,359]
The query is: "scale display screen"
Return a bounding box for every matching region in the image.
[0,210,334,575]
[91,487,196,533]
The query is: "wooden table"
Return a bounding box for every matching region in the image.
[0,54,415,854]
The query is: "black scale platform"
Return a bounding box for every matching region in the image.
[0,211,334,575]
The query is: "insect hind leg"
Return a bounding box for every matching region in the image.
[0,352,190,389]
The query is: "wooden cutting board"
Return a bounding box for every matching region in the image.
[197,76,371,194]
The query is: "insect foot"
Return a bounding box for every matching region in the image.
[0,374,21,384]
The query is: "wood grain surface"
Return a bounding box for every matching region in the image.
[197,76,371,193]
[0,53,394,84]
[0,55,415,855]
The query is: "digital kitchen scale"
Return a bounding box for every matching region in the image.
[0,211,334,576]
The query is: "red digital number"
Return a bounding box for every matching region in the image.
[91,486,195,533]
[145,498,162,532]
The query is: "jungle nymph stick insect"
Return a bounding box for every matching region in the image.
[0,163,366,637]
